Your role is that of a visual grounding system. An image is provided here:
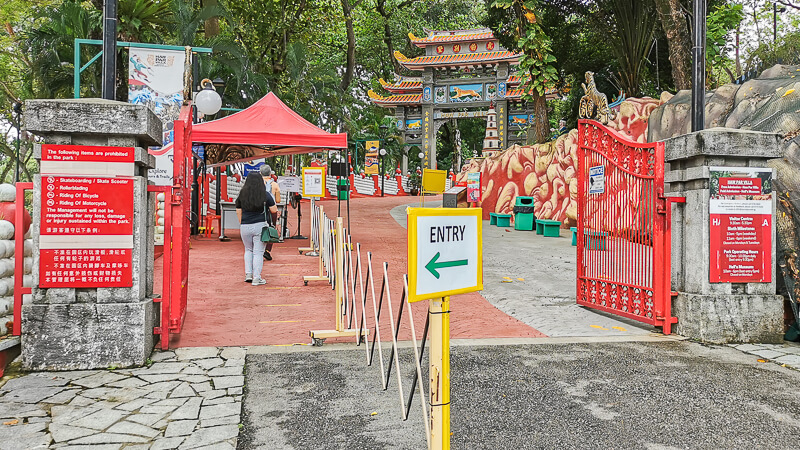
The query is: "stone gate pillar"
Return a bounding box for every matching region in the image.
[22,99,160,370]
[665,128,784,343]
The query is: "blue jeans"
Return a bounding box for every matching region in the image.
[240,222,266,279]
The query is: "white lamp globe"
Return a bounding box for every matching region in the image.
[418,152,425,159]
[379,148,387,156]
[195,89,222,116]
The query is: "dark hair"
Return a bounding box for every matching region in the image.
[237,172,267,211]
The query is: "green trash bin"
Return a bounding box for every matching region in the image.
[336,178,349,200]
[513,196,536,231]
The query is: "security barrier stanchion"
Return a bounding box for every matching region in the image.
[429,296,451,450]
[298,198,317,255]
[301,212,455,447]
[303,205,328,284]
[309,217,367,345]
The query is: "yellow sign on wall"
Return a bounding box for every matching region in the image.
[422,169,447,193]
[407,207,483,303]
[301,167,326,198]
[365,140,380,175]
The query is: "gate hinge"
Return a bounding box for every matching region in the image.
[153,327,162,334]
[152,295,162,303]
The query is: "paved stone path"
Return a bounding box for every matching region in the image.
[0,347,245,449]
[730,341,800,369]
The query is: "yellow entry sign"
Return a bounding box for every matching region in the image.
[406,207,483,303]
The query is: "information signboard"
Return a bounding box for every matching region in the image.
[709,167,773,283]
[466,172,481,202]
[302,167,326,198]
[589,165,605,194]
[407,207,483,302]
[41,176,134,236]
[277,176,301,193]
[39,171,135,288]
[365,140,380,175]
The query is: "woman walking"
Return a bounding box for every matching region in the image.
[235,172,278,285]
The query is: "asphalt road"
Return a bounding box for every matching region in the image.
[238,339,800,449]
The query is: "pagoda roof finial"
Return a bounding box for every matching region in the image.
[393,51,410,63]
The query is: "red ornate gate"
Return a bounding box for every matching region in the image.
[576,120,680,334]
[150,104,192,349]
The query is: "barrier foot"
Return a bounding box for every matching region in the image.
[303,275,329,286]
[298,247,314,254]
[309,329,368,346]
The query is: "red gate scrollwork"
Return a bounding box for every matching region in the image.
[576,119,677,334]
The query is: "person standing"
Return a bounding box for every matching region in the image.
[235,172,277,286]
[260,164,282,260]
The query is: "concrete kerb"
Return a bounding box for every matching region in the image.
[246,334,685,355]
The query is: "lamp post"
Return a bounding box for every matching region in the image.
[691,0,706,132]
[379,148,387,197]
[101,0,117,100]
[774,3,786,42]
[192,79,223,235]
[12,102,21,182]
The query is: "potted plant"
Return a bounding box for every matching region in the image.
[407,172,421,196]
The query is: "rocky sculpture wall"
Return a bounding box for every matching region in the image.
[457,96,667,224]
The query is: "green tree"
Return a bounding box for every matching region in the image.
[488,0,558,143]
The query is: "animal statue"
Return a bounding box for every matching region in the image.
[579,71,616,124]
[450,86,482,101]
[511,116,528,125]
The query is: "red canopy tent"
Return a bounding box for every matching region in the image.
[191,92,347,166]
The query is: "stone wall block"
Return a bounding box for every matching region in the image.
[674,293,784,344]
[21,299,154,371]
[23,99,162,147]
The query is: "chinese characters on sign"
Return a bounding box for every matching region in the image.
[40,249,132,288]
[709,167,773,283]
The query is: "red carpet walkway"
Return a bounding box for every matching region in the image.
[157,196,544,348]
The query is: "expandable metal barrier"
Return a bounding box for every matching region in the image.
[300,204,433,448]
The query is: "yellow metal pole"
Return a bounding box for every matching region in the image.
[429,296,450,450]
